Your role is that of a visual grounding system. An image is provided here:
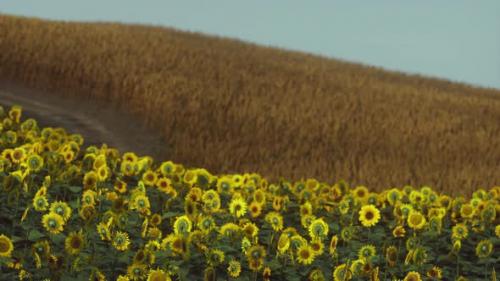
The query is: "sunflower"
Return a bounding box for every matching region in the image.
[120,160,137,177]
[127,262,148,281]
[262,267,272,281]
[310,239,324,256]
[277,234,290,255]
[174,215,192,235]
[495,225,500,238]
[96,220,111,241]
[92,154,106,170]
[42,212,65,234]
[49,201,72,222]
[195,216,214,233]
[392,225,406,238]
[65,230,84,255]
[272,196,286,211]
[147,269,171,281]
[353,186,369,202]
[83,171,98,190]
[350,259,365,277]
[216,176,234,194]
[242,222,259,239]
[300,202,313,216]
[248,201,262,218]
[386,188,402,206]
[329,235,339,255]
[154,177,170,193]
[385,245,398,267]
[112,231,131,251]
[407,211,426,230]
[11,147,26,163]
[8,105,22,122]
[460,203,475,219]
[296,244,315,265]
[229,197,248,218]
[475,239,493,258]
[358,204,381,227]
[246,244,266,262]
[207,249,225,265]
[219,223,241,238]
[26,154,44,172]
[252,189,266,205]
[265,212,284,232]
[403,271,422,281]
[399,204,413,218]
[333,263,352,281]
[248,258,263,272]
[451,223,468,240]
[227,260,241,278]
[63,150,75,164]
[148,214,162,227]
[142,170,158,187]
[78,205,96,220]
[452,239,461,253]
[308,218,329,240]
[412,247,428,265]
[426,266,443,279]
[32,195,49,211]
[358,244,376,261]
[170,235,186,254]
[82,190,97,206]
[132,194,151,215]
[96,165,109,182]
[0,234,14,257]
[183,169,197,186]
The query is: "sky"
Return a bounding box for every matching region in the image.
[1,1,499,89]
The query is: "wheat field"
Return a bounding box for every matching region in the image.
[1,14,499,195]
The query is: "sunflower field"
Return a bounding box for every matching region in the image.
[0,104,498,281]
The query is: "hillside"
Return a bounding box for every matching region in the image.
[1,14,499,195]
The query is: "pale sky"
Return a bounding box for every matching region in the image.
[1,0,499,89]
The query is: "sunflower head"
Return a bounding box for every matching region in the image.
[332,263,352,281]
[308,218,329,240]
[277,233,290,254]
[385,245,398,267]
[127,263,147,280]
[227,260,241,278]
[229,197,248,218]
[452,223,468,240]
[296,244,315,265]
[358,244,376,261]
[147,268,171,281]
[407,211,426,230]
[475,239,493,258]
[174,215,192,235]
[65,230,85,255]
[426,266,443,279]
[358,204,381,227]
[112,231,131,251]
[265,212,284,232]
[33,195,49,212]
[246,244,266,262]
[0,234,14,257]
[42,212,65,234]
[26,154,44,171]
[403,271,422,281]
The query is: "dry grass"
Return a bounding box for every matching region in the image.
[1,14,499,196]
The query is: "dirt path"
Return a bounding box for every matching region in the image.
[0,80,169,161]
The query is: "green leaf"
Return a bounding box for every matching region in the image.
[28,229,45,241]
[162,211,182,219]
[68,185,82,193]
